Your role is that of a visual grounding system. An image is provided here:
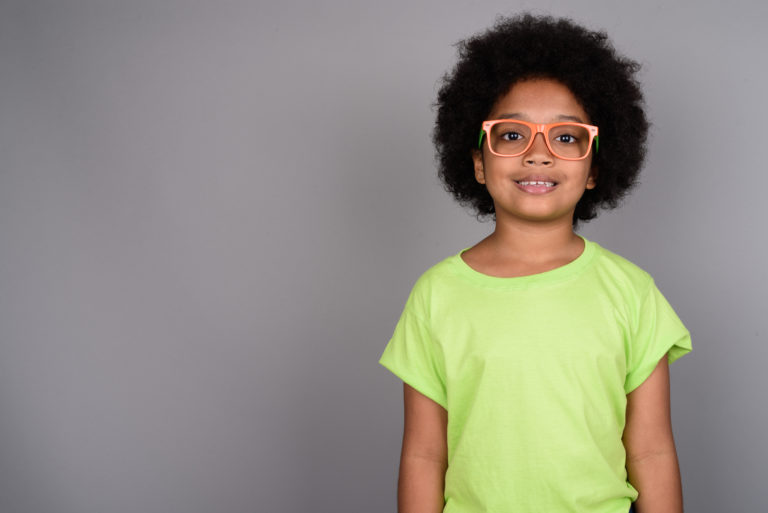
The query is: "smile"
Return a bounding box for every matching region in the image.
[516,180,556,187]
[514,180,558,194]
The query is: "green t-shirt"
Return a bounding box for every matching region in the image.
[379,237,692,513]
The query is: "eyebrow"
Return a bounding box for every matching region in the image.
[495,113,586,123]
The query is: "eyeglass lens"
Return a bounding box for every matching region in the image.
[489,122,591,159]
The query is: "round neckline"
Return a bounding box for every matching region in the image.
[453,235,597,288]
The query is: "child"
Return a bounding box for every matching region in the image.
[378,14,692,513]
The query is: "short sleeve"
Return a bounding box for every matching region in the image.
[378,306,448,409]
[624,280,692,394]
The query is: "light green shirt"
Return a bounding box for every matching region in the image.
[379,237,691,513]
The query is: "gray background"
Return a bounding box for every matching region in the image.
[1,0,765,512]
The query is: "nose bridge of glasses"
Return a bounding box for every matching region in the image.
[527,127,553,156]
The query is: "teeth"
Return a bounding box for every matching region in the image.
[518,181,555,187]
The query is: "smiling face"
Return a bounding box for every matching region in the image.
[473,78,597,226]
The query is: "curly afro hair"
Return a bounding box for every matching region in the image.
[434,14,649,225]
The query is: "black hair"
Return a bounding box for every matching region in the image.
[434,13,649,225]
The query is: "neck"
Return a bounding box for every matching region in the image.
[486,214,582,263]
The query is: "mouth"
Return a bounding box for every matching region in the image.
[514,179,558,194]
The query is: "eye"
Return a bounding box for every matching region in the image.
[554,133,578,144]
[500,131,524,141]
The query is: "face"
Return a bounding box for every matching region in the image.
[472,78,597,226]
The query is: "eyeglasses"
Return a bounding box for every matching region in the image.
[478,119,599,161]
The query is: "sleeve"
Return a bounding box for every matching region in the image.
[378,305,448,409]
[624,279,692,394]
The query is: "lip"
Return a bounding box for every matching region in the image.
[513,174,559,194]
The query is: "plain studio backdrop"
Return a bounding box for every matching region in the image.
[1,1,765,512]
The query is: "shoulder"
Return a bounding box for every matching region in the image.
[588,240,655,294]
[412,253,462,288]
[402,251,468,318]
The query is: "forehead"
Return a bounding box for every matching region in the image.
[488,78,590,123]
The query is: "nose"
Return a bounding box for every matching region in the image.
[524,132,554,165]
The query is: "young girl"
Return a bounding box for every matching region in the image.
[378,14,692,513]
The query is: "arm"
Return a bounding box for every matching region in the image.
[623,355,684,513]
[398,383,448,513]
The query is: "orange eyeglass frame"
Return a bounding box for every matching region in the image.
[478,119,599,161]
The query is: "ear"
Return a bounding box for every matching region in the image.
[472,150,486,184]
[586,167,598,190]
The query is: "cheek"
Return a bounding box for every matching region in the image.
[575,163,595,185]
